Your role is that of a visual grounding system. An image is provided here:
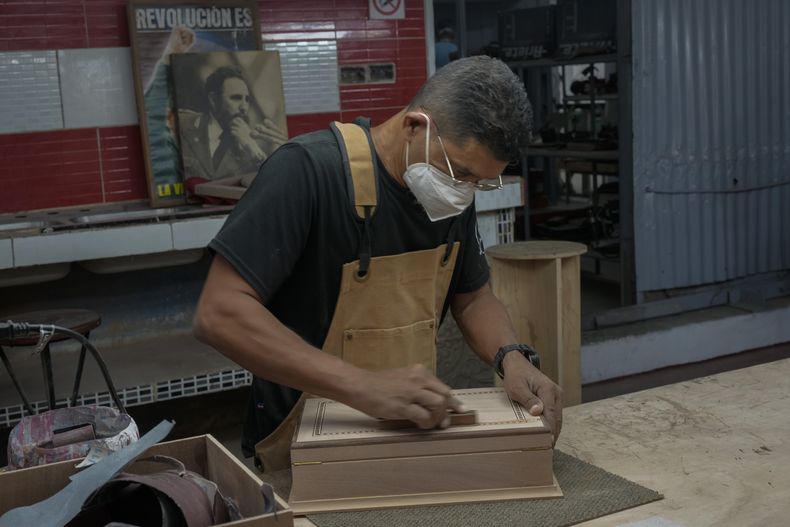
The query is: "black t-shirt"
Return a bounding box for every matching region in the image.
[209,122,490,456]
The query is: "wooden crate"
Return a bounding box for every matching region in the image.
[289,388,562,514]
[0,435,293,526]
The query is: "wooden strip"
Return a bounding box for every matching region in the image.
[561,255,582,406]
[290,449,555,505]
[291,432,552,463]
[291,477,563,515]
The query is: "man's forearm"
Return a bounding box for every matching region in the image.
[194,290,363,405]
[451,283,520,364]
[453,283,562,443]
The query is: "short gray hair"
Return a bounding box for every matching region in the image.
[408,56,532,162]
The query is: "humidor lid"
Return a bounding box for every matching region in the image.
[292,388,552,455]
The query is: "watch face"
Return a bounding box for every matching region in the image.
[522,347,541,370]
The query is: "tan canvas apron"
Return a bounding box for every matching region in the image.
[254,121,461,472]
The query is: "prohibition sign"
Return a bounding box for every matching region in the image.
[373,0,401,16]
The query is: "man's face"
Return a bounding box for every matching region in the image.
[427,134,507,187]
[210,77,251,128]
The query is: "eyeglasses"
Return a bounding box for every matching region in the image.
[435,134,504,191]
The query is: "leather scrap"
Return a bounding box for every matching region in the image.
[0,420,174,527]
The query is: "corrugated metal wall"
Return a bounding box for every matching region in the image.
[632,0,790,293]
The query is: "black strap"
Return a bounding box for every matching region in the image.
[358,206,373,277]
[442,217,461,264]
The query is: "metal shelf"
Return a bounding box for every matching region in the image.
[526,148,619,160]
[505,53,618,68]
[563,94,618,102]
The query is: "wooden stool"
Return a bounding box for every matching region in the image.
[487,241,587,406]
[0,309,101,414]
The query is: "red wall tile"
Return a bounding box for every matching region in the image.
[99,126,148,203]
[0,130,102,213]
[286,113,342,137]
[0,0,427,213]
[85,0,131,48]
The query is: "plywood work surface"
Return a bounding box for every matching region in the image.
[293,358,790,527]
[560,357,790,526]
[294,388,545,445]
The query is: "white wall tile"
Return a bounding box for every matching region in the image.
[58,47,138,129]
[0,51,63,133]
[265,41,341,115]
[172,216,226,250]
[12,224,173,267]
[0,239,12,270]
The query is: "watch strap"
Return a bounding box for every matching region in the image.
[493,344,540,379]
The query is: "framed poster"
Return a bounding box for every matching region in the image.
[127,0,261,206]
[171,51,288,184]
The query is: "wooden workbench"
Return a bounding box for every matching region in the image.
[562,358,789,526]
[295,358,789,525]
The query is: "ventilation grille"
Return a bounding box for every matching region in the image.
[0,368,252,428]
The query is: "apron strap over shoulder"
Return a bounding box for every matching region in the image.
[357,206,373,280]
[442,216,461,265]
[330,121,379,220]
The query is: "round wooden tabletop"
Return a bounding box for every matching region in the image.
[0,309,101,346]
[486,241,588,261]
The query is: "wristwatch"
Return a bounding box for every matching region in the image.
[493,343,540,379]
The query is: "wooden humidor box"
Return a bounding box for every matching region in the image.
[289,387,562,514]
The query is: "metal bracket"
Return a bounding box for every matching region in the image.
[34,325,55,354]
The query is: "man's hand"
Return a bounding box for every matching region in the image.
[502,352,563,444]
[163,26,195,64]
[251,118,289,147]
[229,116,266,162]
[349,364,466,429]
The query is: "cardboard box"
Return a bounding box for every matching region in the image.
[0,434,293,526]
[289,388,562,514]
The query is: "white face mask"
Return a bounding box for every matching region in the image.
[403,114,475,222]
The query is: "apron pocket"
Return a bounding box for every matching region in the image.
[342,319,436,373]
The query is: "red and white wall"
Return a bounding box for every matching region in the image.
[0,0,428,214]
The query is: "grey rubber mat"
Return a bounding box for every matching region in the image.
[261,450,662,527]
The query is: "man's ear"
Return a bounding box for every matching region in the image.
[402,111,427,139]
[207,91,218,112]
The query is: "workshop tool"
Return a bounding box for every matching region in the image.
[376,409,478,430]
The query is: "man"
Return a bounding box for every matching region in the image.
[194,56,561,471]
[434,26,459,69]
[143,26,287,188]
[179,66,287,181]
